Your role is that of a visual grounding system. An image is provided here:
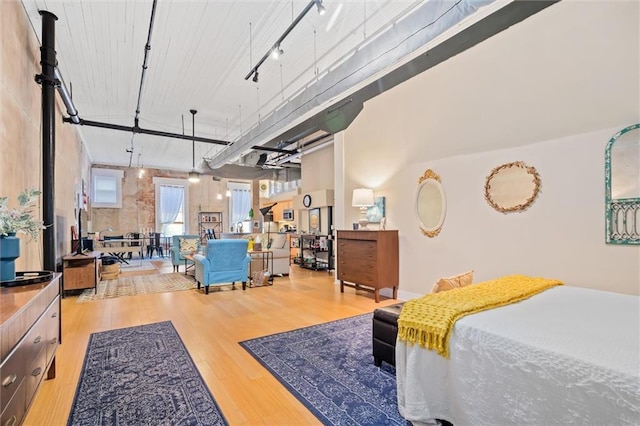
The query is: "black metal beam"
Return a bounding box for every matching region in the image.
[63,117,231,146]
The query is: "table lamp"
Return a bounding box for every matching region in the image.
[352,188,374,230]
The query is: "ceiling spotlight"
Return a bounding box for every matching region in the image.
[252,71,259,83]
[188,170,200,183]
[316,0,326,16]
[271,45,284,60]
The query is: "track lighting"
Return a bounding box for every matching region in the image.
[245,0,326,83]
[271,45,284,60]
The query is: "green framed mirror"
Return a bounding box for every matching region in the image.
[605,123,640,244]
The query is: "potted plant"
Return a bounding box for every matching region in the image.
[0,188,44,282]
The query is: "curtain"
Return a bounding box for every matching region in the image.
[160,185,184,224]
[231,189,251,228]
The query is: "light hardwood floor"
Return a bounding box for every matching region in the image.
[25,260,399,425]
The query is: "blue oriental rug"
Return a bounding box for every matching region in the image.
[67,321,227,426]
[240,313,408,425]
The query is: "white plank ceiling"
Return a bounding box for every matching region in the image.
[21,0,438,172]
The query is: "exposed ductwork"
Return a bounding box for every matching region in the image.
[209,0,558,170]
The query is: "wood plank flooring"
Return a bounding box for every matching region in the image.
[25,260,399,425]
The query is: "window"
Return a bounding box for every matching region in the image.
[92,168,124,208]
[229,182,251,231]
[268,179,300,197]
[153,178,189,237]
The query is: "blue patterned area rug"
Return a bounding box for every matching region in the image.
[240,313,408,425]
[67,321,227,426]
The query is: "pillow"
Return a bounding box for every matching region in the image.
[431,270,474,293]
[179,237,199,253]
[270,233,287,250]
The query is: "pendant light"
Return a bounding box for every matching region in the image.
[188,109,200,183]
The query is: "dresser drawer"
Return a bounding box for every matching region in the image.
[44,298,60,362]
[0,380,25,426]
[337,257,376,273]
[24,346,47,409]
[338,264,377,286]
[336,240,377,260]
[23,318,47,369]
[0,347,26,413]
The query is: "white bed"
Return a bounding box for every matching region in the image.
[396,286,640,425]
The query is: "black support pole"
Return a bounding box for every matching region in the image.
[38,10,58,272]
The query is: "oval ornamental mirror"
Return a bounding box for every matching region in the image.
[417,169,446,238]
[484,161,541,213]
[606,123,640,244]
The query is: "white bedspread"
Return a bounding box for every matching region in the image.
[396,286,640,425]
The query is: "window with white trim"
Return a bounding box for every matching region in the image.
[92,168,124,208]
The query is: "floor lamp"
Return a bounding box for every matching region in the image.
[259,203,278,248]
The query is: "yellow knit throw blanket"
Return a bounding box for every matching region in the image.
[397,274,563,359]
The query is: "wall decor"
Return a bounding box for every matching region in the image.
[484,161,541,213]
[309,208,321,234]
[605,123,640,244]
[366,197,385,223]
[416,169,446,238]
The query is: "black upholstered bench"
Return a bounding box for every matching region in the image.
[372,302,405,367]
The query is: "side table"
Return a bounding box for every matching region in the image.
[62,251,101,296]
[248,250,274,287]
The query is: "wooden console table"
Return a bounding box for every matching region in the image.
[0,274,60,426]
[62,251,101,295]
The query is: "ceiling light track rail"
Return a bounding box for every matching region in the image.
[62,117,230,146]
[245,0,325,82]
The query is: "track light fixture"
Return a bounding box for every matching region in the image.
[271,44,284,60]
[245,0,327,83]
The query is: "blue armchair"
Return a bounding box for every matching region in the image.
[170,234,200,273]
[193,239,251,294]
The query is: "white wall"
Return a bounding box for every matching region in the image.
[340,0,640,297]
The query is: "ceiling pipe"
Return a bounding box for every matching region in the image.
[35,10,58,273]
[62,117,230,145]
[134,0,158,128]
[54,67,79,124]
[57,0,230,147]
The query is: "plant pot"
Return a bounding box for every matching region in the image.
[0,233,20,282]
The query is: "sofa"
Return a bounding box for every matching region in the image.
[221,229,290,276]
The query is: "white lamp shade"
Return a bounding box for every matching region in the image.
[352,188,374,207]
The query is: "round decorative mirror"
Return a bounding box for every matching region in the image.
[484,161,541,213]
[416,169,446,238]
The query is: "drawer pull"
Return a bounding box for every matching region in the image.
[51,312,58,318]
[50,337,58,345]
[33,336,42,344]
[32,367,42,377]
[2,373,17,387]
[4,415,17,426]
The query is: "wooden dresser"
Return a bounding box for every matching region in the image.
[0,275,60,426]
[336,230,399,303]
